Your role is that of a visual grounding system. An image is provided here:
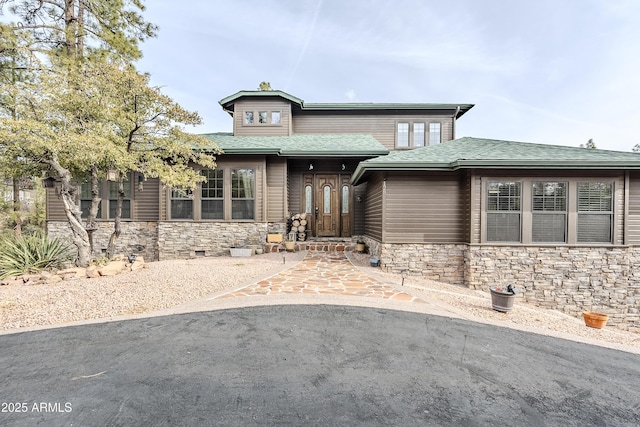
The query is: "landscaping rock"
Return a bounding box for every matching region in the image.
[85,266,100,278]
[98,260,127,276]
[57,267,87,279]
[130,256,146,272]
[45,275,63,284]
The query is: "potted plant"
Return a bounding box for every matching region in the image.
[284,237,296,251]
[489,284,518,312]
[583,311,609,329]
[356,238,366,252]
[267,231,283,243]
[229,240,252,257]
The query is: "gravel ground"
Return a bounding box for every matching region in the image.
[0,251,305,331]
[1,250,639,354]
[347,252,640,353]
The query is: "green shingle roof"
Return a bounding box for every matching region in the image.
[351,137,640,184]
[218,91,473,118]
[200,133,389,157]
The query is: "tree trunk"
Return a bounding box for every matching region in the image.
[12,177,22,237]
[86,165,100,253]
[47,154,91,267]
[106,175,124,259]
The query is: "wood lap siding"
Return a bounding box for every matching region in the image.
[384,173,464,243]
[354,183,367,235]
[266,157,287,222]
[364,174,383,241]
[46,188,67,221]
[135,177,160,221]
[288,172,301,215]
[293,113,453,150]
[628,173,640,244]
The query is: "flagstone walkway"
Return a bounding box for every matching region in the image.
[214,251,420,302]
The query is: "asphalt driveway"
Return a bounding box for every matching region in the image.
[1,305,639,426]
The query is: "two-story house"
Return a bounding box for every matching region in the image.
[46,89,640,328]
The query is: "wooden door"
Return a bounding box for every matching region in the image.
[316,174,339,237]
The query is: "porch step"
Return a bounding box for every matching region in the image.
[264,240,356,253]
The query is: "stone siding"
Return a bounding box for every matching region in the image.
[376,242,467,286]
[47,221,159,261]
[373,240,640,331]
[466,245,640,331]
[157,222,274,260]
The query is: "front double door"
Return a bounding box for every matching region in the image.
[303,174,351,237]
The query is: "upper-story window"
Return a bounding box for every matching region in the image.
[397,123,409,147]
[429,123,441,145]
[413,123,425,147]
[396,121,441,148]
[243,110,282,126]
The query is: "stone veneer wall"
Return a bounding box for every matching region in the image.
[371,239,640,331]
[367,240,467,286]
[466,245,640,331]
[157,222,275,260]
[47,221,159,261]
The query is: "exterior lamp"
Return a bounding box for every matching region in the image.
[107,170,118,181]
[401,269,408,286]
[42,177,56,188]
[137,174,144,192]
[309,162,314,170]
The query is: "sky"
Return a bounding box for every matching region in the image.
[135,0,640,152]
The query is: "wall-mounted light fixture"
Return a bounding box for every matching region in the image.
[137,174,144,192]
[42,176,56,188]
[341,163,346,171]
[309,162,314,170]
[107,170,118,181]
[356,195,363,203]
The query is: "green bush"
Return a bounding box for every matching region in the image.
[0,233,73,279]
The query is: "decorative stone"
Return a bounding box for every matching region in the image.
[86,266,100,278]
[98,260,127,276]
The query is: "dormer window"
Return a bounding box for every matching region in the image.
[242,110,282,126]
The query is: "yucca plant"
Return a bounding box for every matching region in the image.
[0,233,73,279]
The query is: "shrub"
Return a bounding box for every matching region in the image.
[0,233,73,279]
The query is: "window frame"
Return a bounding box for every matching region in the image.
[485,181,522,243]
[481,177,617,245]
[200,168,224,220]
[168,167,260,222]
[79,172,135,221]
[242,110,283,126]
[429,122,441,145]
[531,181,567,243]
[395,120,441,148]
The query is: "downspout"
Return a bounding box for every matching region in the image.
[452,106,461,140]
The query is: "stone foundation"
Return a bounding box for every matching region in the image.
[373,242,467,286]
[47,221,159,262]
[465,245,640,331]
[157,222,273,260]
[371,239,640,331]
